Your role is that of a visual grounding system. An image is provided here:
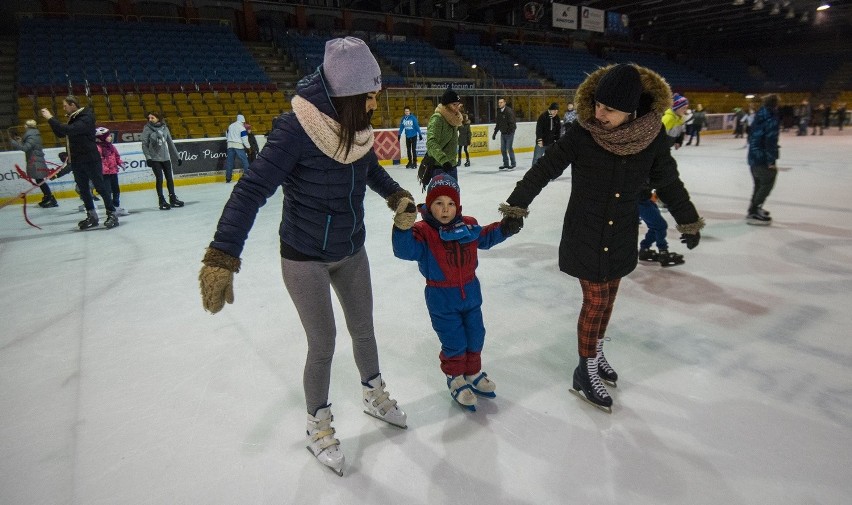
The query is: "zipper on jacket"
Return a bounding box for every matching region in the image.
[348,163,356,255]
[322,215,331,251]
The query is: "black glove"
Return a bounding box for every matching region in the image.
[58,151,67,163]
[177,159,183,166]
[680,232,700,249]
[501,216,523,236]
[146,159,153,167]
[397,133,401,141]
[492,132,497,140]
[441,162,453,173]
[418,135,423,141]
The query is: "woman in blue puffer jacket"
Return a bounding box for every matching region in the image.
[199,37,414,476]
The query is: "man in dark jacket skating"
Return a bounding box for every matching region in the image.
[41,96,118,229]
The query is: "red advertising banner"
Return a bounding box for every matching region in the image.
[373,130,401,162]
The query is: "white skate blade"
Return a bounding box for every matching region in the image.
[306,447,344,476]
[600,377,618,388]
[569,388,612,414]
[746,218,771,226]
[363,409,408,429]
[660,261,684,268]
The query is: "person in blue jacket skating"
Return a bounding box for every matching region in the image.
[391,174,524,411]
[398,106,422,169]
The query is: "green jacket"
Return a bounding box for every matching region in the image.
[426,107,459,167]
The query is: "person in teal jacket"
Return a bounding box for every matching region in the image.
[397,106,422,168]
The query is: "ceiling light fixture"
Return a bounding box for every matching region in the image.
[753,0,764,9]
[785,7,795,18]
[817,4,830,11]
[733,0,745,5]
[770,3,780,15]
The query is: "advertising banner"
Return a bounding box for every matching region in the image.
[580,6,605,33]
[469,126,490,153]
[552,3,578,30]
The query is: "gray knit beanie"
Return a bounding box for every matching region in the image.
[323,37,382,97]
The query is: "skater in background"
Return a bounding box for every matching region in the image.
[419,87,462,188]
[224,114,251,182]
[41,96,119,230]
[746,94,781,226]
[95,127,128,217]
[198,36,411,476]
[493,97,517,170]
[500,63,703,413]
[244,123,259,162]
[456,112,471,167]
[532,102,561,166]
[140,111,184,211]
[10,119,57,208]
[398,106,422,169]
[686,103,706,146]
[561,102,577,135]
[391,174,520,411]
[662,93,689,149]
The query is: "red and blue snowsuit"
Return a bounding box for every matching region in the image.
[392,206,508,377]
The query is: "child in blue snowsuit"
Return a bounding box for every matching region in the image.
[398,107,422,169]
[391,174,519,410]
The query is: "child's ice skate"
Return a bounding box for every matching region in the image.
[362,374,407,428]
[570,357,613,414]
[465,371,496,398]
[447,374,477,411]
[638,248,659,262]
[306,405,344,476]
[658,250,685,267]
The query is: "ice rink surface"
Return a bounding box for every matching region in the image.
[2,129,851,505]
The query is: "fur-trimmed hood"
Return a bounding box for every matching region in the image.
[575,64,672,123]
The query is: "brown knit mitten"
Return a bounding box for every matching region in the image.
[199,248,241,314]
[393,197,417,230]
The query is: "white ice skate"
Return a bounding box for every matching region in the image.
[362,374,407,429]
[447,375,477,411]
[465,371,496,398]
[306,405,345,476]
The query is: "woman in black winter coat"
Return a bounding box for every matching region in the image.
[499,64,704,412]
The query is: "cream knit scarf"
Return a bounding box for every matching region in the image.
[580,111,662,156]
[436,104,463,127]
[291,95,374,164]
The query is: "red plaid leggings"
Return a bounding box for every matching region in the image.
[577,278,621,357]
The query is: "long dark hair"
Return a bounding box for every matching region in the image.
[331,93,372,159]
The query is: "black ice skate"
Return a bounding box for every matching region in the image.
[596,340,618,387]
[103,211,119,229]
[169,194,184,208]
[570,357,613,413]
[159,197,171,210]
[78,210,98,230]
[658,250,685,267]
[638,248,659,262]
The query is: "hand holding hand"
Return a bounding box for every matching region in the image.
[393,197,417,230]
[680,232,700,250]
[501,216,523,236]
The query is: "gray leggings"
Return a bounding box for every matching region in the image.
[281,247,380,415]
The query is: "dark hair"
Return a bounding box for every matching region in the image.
[763,94,779,109]
[331,93,372,159]
[147,111,162,122]
[64,95,80,107]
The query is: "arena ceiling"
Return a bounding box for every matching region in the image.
[458,0,852,50]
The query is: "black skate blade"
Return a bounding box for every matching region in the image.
[362,409,408,429]
[569,388,612,414]
[660,260,684,267]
